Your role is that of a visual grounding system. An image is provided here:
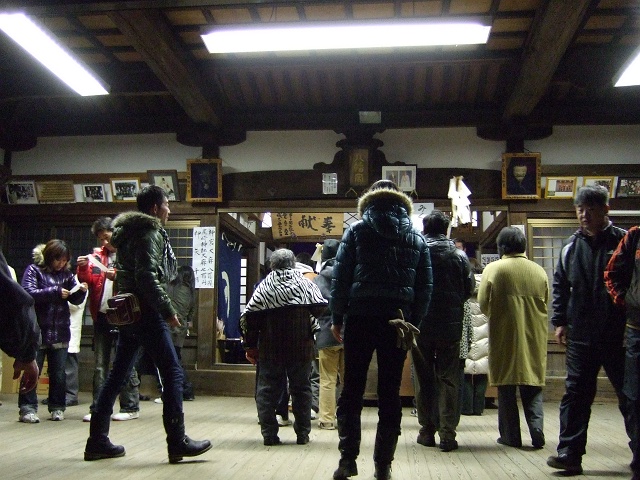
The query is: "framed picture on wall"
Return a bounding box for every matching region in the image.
[616,177,640,198]
[186,159,222,202]
[81,183,106,202]
[545,176,577,199]
[148,170,180,201]
[382,165,417,192]
[110,178,140,202]
[5,180,38,204]
[583,176,615,197]
[501,152,541,200]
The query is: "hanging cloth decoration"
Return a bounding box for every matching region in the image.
[447,176,472,228]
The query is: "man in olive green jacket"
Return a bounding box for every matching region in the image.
[478,226,549,449]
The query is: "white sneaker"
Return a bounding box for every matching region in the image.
[276,414,292,426]
[111,411,140,421]
[83,413,92,422]
[154,397,163,404]
[19,412,40,423]
[51,410,64,421]
[310,410,318,420]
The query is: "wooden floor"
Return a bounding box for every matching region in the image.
[0,392,633,480]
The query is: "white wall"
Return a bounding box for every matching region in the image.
[10,125,640,176]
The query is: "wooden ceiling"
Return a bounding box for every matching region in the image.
[1,0,639,152]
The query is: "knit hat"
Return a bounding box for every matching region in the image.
[321,239,340,262]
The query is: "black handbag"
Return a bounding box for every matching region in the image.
[106,293,141,326]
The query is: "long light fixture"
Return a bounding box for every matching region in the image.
[614,46,640,87]
[201,18,491,54]
[0,12,109,96]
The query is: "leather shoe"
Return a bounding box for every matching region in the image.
[263,436,281,446]
[439,439,458,452]
[333,457,358,479]
[296,434,309,445]
[547,454,583,474]
[496,437,522,448]
[374,462,391,479]
[416,431,436,447]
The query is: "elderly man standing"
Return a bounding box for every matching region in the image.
[547,185,631,475]
[478,226,549,449]
[241,248,327,446]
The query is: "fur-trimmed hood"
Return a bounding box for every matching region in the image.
[110,211,163,249]
[31,243,46,266]
[357,187,415,240]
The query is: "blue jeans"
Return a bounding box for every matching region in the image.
[19,346,67,413]
[336,315,407,460]
[93,307,184,427]
[92,316,140,413]
[624,327,640,475]
[557,340,633,457]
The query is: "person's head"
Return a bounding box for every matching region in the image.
[42,239,71,272]
[137,185,170,225]
[175,265,195,288]
[423,209,450,236]
[321,239,340,262]
[368,179,400,193]
[269,248,296,270]
[453,238,465,251]
[496,227,527,257]
[573,185,610,236]
[91,216,115,252]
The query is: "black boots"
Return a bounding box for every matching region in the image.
[372,425,399,480]
[84,413,125,461]
[163,413,212,464]
[333,457,358,479]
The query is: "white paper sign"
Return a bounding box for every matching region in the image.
[193,226,216,289]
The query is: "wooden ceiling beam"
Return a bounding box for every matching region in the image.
[108,8,222,127]
[502,0,593,121]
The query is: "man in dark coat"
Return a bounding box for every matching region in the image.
[330,180,433,480]
[412,209,474,452]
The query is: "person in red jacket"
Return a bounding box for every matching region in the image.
[76,217,141,423]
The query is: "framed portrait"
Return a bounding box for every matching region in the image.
[382,165,417,192]
[81,183,106,202]
[501,152,541,200]
[148,170,180,201]
[616,177,640,198]
[186,158,222,202]
[110,178,140,202]
[545,176,577,199]
[5,180,38,204]
[583,176,615,197]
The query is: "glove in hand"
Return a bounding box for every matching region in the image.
[388,310,420,351]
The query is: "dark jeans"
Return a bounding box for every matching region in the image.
[19,346,67,413]
[92,307,184,432]
[557,340,633,457]
[336,315,407,460]
[256,359,312,439]
[498,384,543,446]
[412,336,461,441]
[92,317,140,413]
[462,374,488,415]
[624,328,640,475]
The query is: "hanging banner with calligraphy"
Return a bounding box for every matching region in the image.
[192,226,216,288]
[271,213,343,240]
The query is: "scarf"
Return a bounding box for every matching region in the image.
[244,268,326,314]
[160,227,178,283]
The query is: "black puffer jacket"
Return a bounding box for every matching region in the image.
[552,223,626,344]
[419,235,474,341]
[110,211,176,320]
[330,187,433,326]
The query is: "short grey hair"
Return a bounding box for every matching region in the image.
[269,248,296,270]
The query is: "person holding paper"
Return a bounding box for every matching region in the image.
[77,217,142,423]
[19,239,87,423]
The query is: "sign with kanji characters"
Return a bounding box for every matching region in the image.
[271,213,343,240]
[192,226,216,288]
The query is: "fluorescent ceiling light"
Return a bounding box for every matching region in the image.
[201,19,491,54]
[0,12,109,96]
[615,47,640,87]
